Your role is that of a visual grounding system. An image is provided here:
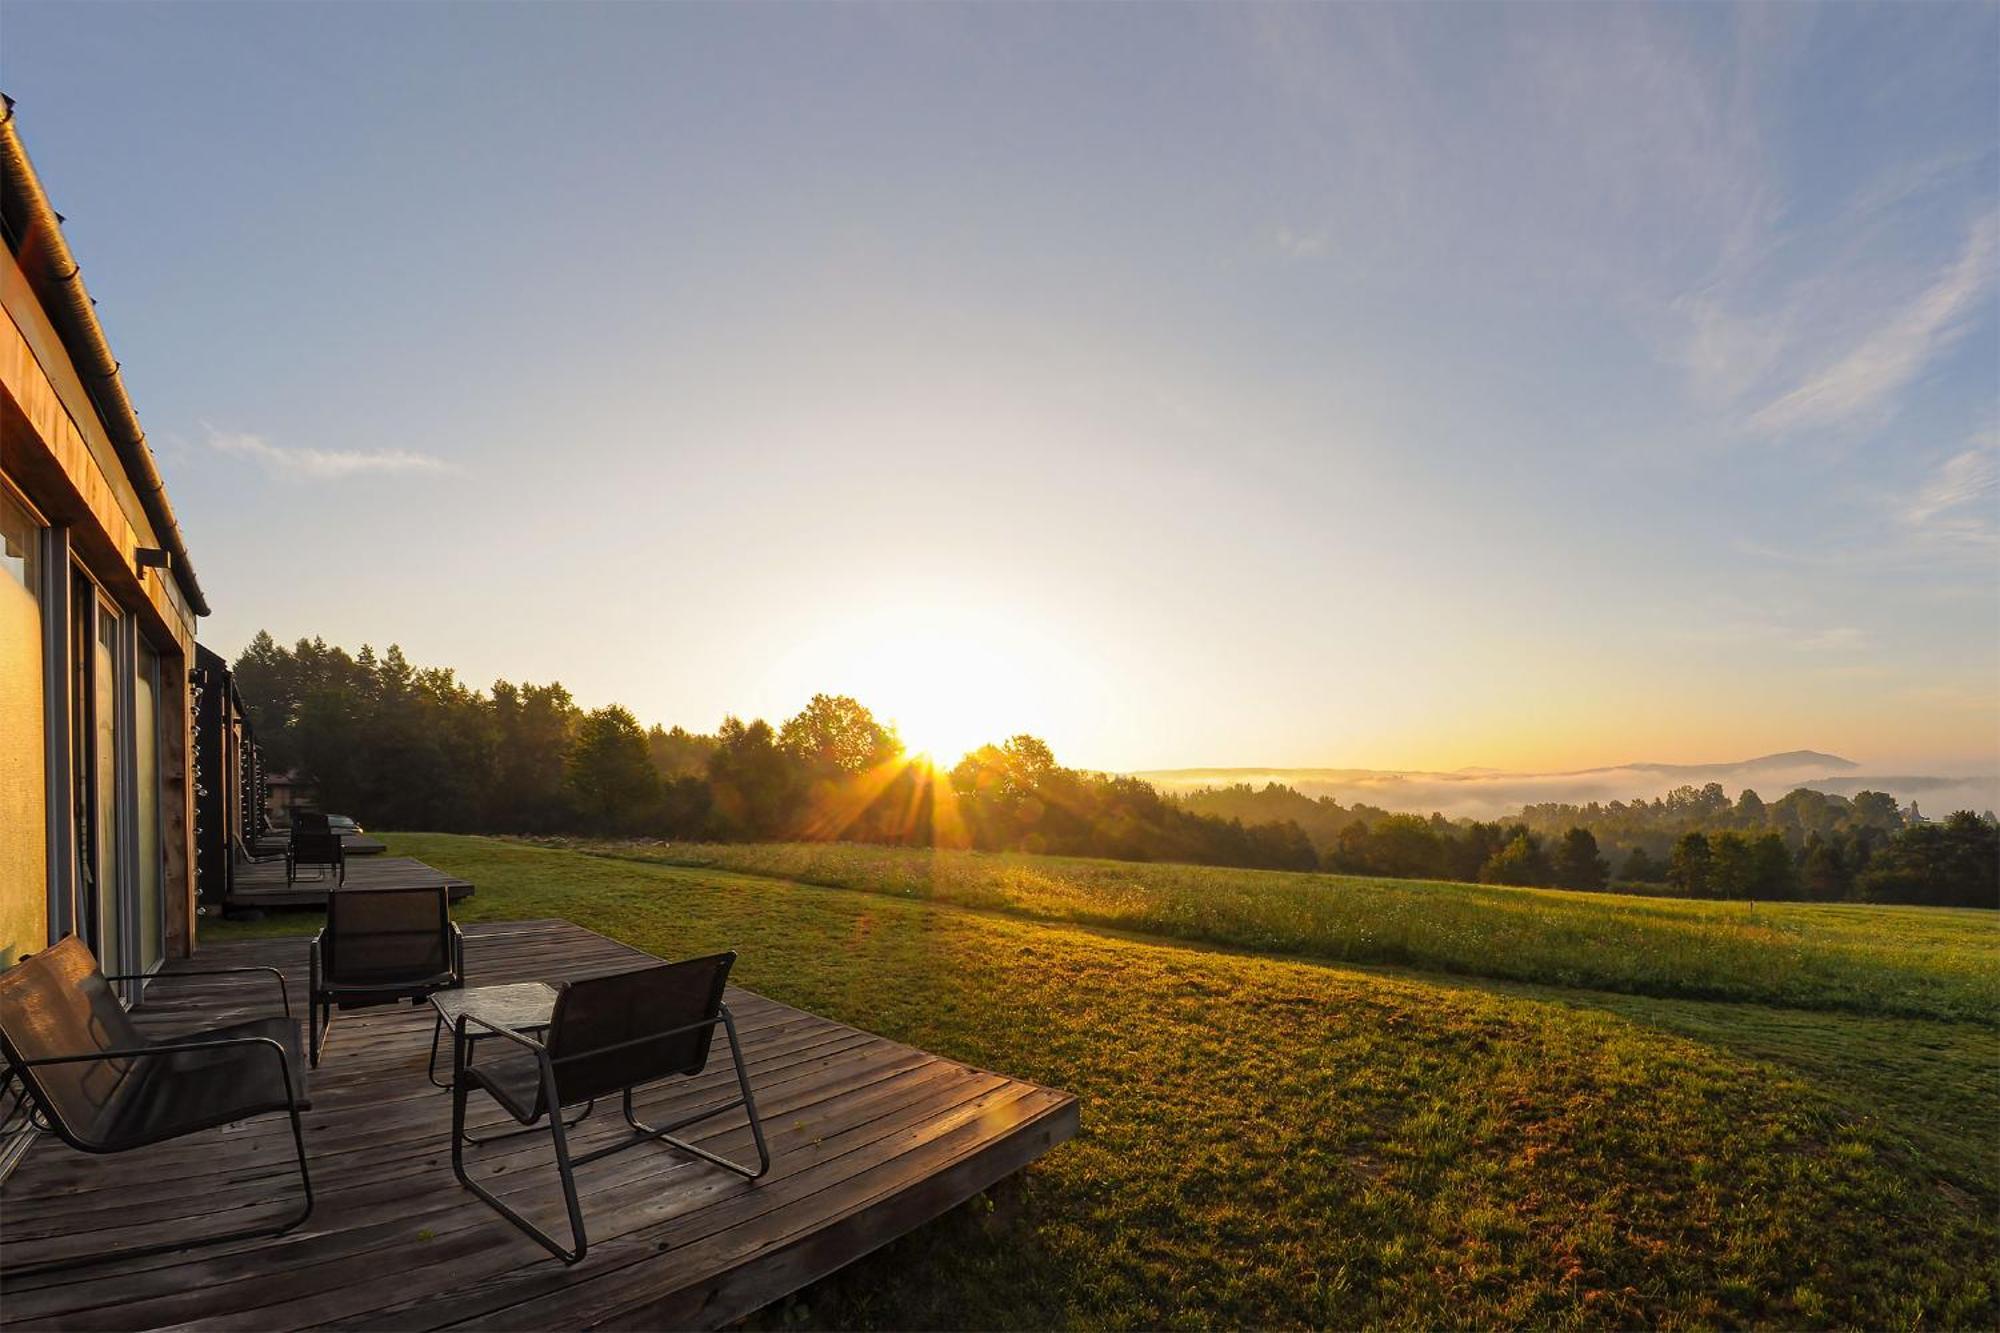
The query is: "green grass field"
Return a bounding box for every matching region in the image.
[570,839,2000,1024]
[209,835,1999,1328]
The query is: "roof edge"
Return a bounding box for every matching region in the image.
[0,95,211,617]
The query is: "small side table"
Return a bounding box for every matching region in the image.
[427,982,559,1089]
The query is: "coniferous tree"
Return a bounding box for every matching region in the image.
[1668,832,1712,897]
[1552,827,1609,891]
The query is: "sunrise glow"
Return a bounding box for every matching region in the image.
[764,599,1086,768]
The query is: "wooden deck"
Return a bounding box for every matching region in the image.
[255,833,389,857]
[0,920,1076,1330]
[229,854,475,909]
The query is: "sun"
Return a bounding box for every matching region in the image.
[867,646,1015,767]
[771,601,1068,770]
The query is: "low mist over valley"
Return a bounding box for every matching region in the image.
[1137,752,2000,822]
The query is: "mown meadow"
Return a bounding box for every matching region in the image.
[569,839,2000,1024]
[210,834,2000,1328]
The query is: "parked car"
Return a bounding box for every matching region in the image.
[327,814,365,836]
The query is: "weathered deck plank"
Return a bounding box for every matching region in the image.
[0,920,1077,1331]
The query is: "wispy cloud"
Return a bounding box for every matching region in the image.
[1902,430,1999,548]
[1734,429,2000,575]
[204,426,453,480]
[1748,215,1999,436]
[1796,625,1870,653]
[1272,225,1329,260]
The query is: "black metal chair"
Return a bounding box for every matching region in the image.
[0,936,311,1274]
[450,951,769,1264]
[308,886,463,1066]
[287,827,345,886]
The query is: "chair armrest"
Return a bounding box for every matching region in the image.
[11,1034,292,1066]
[455,1011,547,1054]
[319,976,455,996]
[103,965,292,1019]
[543,1013,728,1064]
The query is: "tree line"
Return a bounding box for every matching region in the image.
[1178,780,1996,907]
[232,634,1320,870]
[235,633,1997,908]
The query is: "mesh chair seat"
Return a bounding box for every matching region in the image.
[93,1016,306,1148]
[458,954,732,1124]
[0,937,315,1273]
[449,951,770,1265]
[310,886,463,1065]
[326,959,457,994]
[462,1045,547,1124]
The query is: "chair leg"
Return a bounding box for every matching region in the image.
[2,1102,314,1277]
[310,995,332,1068]
[450,1048,589,1264]
[614,1012,770,1179]
[427,1011,449,1088]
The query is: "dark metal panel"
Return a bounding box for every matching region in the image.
[191,644,229,912]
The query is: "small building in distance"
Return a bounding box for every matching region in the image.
[264,768,318,828]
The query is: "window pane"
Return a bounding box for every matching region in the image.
[135,644,162,972]
[94,605,122,971]
[0,486,46,966]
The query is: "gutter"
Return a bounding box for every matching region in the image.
[0,94,210,616]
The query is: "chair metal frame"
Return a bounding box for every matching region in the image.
[449,1004,770,1265]
[0,956,312,1276]
[308,892,464,1067]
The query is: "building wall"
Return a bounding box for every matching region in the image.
[0,484,46,967]
[1,245,202,975]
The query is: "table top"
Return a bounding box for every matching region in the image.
[430,981,559,1031]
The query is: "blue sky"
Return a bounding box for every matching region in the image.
[5,2,1996,771]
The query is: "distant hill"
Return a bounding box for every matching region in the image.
[1135,752,1995,821]
[1571,750,1859,779]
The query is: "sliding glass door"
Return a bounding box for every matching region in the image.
[87,591,124,973]
[65,581,167,981]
